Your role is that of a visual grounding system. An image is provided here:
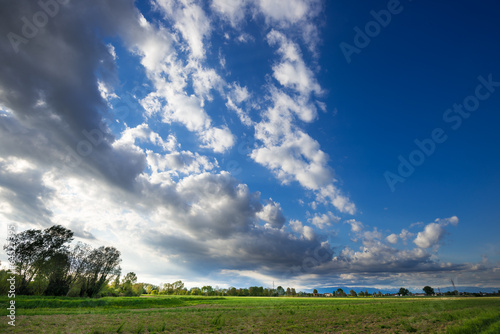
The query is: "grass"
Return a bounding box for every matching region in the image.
[0,295,498,333]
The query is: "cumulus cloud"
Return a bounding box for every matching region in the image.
[414,216,459,249]
[309,211,340,229]
[257,199,286,229]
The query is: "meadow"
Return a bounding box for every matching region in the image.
[1,295,499,333]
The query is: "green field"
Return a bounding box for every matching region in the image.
[1,295,499,333]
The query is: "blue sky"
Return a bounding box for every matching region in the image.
[0,0,499,291]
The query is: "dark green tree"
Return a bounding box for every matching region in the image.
[423,286,435,296]
[4,225,73,294]
[399,287,410,296]
[80,246,121,297]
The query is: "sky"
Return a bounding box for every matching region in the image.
[0,0,499,292]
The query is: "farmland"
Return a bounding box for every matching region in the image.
[1,295,499,333]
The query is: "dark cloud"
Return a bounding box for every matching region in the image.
[0,0,146,191]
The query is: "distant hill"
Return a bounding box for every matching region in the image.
[314,286,499,295]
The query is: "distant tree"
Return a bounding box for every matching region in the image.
[349,289,357,297]
[399,288,410,296]
[313,289,318,294]
[358,291,364,297]
[423,286,435,296]
[202,285,213,296]
[173,280,184,294]
[336,288,346,297]
[227,287,237,296]
[277,286,285,296]
[291,288,296,296]
[377,291,382,297]
[123,272,138,285]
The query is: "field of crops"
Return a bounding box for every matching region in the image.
[1,295,499,333]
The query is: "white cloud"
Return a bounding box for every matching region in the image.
[226,83,253,126]
[199,126,235,153]
[386,233,398,244]
[211,0,248,27]
[267,30,322,97]
[289,219,315,241]
[309,211,340,229]
[255,0,318,25]
[257,199,286,229]
[146,150,217,176]
[414,217,458,249]
[345,219,364,233]
[117,123,179,152]
[414,223,443,249]
[155,0,211,59]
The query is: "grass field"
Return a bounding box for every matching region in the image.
[1,295,499,333]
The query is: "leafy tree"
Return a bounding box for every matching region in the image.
[276,286,285,296]
[123,272,138,285]
[173,280,185,294]
[121,272,138,296]
[336,288,346,297]
[423,286,435,296]
[313,289,318,294]
[4,225,73,294]
[399,287,410,296]
[43,252,71,296]
[202,285,213,296]
[358,291,365,297]
[349,289,357,297]
[80,246,121,297]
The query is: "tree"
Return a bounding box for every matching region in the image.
[173,280,185,294]
[276,286,285,296]
[121,272,138,296]
[123,272,138,285]
[336,288,346,297]
[80,246,121,297]
[43,251,71,296]
[423,286,435,296]
[358,291,365,297]
[202,285,213,296]
[399,288,410,296]
[4,225,73,294]
[349,289,357,297]
[313,289,318,294]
